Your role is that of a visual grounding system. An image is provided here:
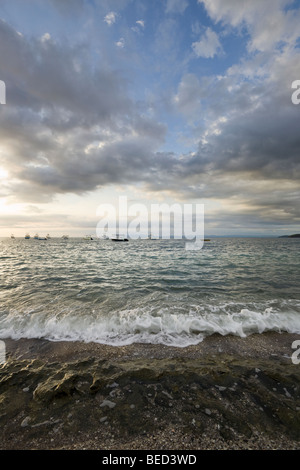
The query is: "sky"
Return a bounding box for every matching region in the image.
[0,0,300,237]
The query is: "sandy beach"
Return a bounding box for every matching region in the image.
[0,332,300,450]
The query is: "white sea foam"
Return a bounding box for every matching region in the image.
[0,302,300,347]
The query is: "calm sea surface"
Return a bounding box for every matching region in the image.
[0,237,299,346]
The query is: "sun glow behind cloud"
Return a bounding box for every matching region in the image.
[0,166,8,180]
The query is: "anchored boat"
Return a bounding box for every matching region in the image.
[111,234,128,242]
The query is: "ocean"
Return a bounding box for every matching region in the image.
[0,237,299,347]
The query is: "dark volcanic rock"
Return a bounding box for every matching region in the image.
[1,350,300,449]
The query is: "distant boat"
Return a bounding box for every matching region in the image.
[25,234,30,239]
[111,234,128,242]
[83,235,93,240]
[34,234,39,239]
[10,234,15,239]
[46,234,51,239]
[38,236,47,240]
[62,235,69,240]
[147,233,158,240]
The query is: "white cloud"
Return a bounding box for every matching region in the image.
[192,27,222,58]
[115,37,125,48]
[104,11,117,26]
[131,19,145,33]
[198,0,300,52]
[40,32,51,43]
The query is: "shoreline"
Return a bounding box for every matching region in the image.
[1,332,300,450]
[3,330,299,362]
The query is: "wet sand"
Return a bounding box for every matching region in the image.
[1,332,300,450]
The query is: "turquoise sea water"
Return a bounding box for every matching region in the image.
[0,237,299,346]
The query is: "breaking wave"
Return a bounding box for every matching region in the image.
[1,301,300,347]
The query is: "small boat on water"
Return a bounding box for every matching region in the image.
[82,235,93,240]
[11,234,15,239]
[34,233,39,239]
[147,233,158,240]
[111,234,128,242]
[25,233,30,239]
[38,236,47,240]
[62,235,69,240]
[46,234,51,239]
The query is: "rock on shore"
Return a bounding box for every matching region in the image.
[0,333,300,450]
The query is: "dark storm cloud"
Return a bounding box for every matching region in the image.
[171,55,300,195]
[189,103,300,179]
[0,19,131,123]
[0,18,169,199]
[11,135,174,200]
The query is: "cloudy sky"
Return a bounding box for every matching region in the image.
[0,0,299,237]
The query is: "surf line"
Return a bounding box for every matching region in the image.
[102,455,136,467]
